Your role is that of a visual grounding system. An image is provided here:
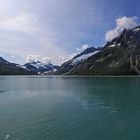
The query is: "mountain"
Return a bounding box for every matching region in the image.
[0,57,32,75]
[0,56,59,75]
[73,47,97,59]
[57,26,140,75]
[56,47,102,74]
[20,61,60,75]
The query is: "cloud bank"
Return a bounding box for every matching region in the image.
[105,16,138,41]
[26,55,52,64]
[0,0,105,65]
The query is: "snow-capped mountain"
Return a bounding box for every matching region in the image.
[20,61,60,74]
[73,47,97,59]
[56,47,102,74]
[71,51,100,65]
[0,56,59,75]
[104,26,140,49]
[70,47,101,64]
[57,26,140,75]
[2,25,140,75]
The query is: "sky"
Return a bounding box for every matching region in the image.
[0,0,140,65]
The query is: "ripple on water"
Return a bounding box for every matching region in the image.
[5,134,10,139]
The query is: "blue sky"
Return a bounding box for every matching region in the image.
[0,0,140,65]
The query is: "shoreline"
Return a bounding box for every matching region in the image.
[0,75,140,78]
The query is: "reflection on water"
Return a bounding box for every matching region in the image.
[0,76,140,140]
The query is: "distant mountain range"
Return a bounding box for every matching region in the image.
[0,57,59,75]
[57,26,140,75]
[1,26,140,75]
[19,61,59,75]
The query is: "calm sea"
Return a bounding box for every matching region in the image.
[0,76,140,140]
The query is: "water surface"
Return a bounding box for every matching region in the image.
[0,76,140,140]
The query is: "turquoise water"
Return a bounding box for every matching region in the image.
[0,76,140,140]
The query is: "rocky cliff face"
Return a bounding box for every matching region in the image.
[57,26,140,75]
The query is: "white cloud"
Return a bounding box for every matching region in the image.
[55,44,91,64]
[0,0,105,66]
[0,13,39,34]
[11,54,16,58]
[42,57,52,64]
[54,56,71,65]
[58,56,66,62]
[26,54,52,64]
[26,55,40,63]
[68,44,90,59]
[76,44,89,52]
[0,51,25,64]
[105,16,138,41]
[0,0,38,34]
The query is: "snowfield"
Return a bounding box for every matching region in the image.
[71,51,100,65]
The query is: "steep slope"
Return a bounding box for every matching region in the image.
[0,57,32,75]
[56,47,101,74]
[73,47,97,59]
[57,26,140,75]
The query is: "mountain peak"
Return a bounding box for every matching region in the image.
[105,25,140,49]
[57,25,140,75]
[73,47,97,59]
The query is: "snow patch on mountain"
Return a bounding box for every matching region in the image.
[30,62,48,69]
[17,65,27,69]
[134,28,140,32]
[19,61,59,74]
[108,43,116,48]
[71,51,100,65]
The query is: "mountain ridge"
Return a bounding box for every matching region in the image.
[0,57,59,75]
[1,26,140,75]
[57,26,140,75]
[0,57,33,75]
[21,61,59,75]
